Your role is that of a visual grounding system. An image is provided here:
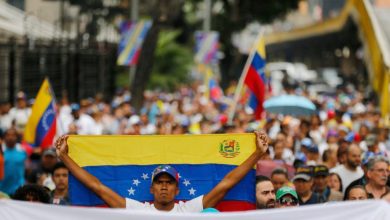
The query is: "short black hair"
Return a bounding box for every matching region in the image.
[256,175,271,185]
[12,184,50,203]
[52,162,68,175]
[271,167,288,179]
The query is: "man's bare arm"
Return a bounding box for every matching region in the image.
[55,136,126,208]
[202,131,268,208]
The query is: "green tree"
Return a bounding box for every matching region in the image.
[149,30,193,91]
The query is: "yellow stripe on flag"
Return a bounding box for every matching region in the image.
[256,36,266,59]
[117,20,145,65]
[24,79,53,143]
[68,134,257,167]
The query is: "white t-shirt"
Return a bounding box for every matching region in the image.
[125,195,204,212]
[330,165,364,193]
[75,114,99,135]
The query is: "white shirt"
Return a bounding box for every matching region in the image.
[75,114,99,135]
[8,107,31,131]
[330,165,364,193]
[125,195,204,212]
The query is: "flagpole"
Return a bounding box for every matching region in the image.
[227,32,264,124]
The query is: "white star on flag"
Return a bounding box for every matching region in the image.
[188,187,196,195]
[178,173,182,179]
[183,179,191,186]
[141,173,149,180]
[128,187,135,196]
[133,179,141,186]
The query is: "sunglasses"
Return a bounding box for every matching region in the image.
[278,197,298,206]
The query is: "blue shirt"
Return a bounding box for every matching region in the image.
[0,144,27,195]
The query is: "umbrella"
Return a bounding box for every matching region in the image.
[263,94,316,116]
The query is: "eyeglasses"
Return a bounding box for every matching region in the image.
[278,197,298,206]
[371,169,389,174]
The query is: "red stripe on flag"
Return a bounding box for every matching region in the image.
[130,49,141,65]
[244,65,265,119]
[40,120,56,149]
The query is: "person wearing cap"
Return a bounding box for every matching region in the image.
[26,148,58,190]
[330,144,364,193]
[275,186,299,208]
[300,138,319,165]
[255,175,276,209]
[292,166,324,205]
[313,165,343,202]
[54,131,269,212]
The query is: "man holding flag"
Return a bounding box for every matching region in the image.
[55,131,269,212]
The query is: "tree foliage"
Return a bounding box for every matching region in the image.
[149,30,193,91]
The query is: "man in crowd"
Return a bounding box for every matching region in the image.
[364,156,390,199]
[275,186,299,208]
[50,162,69,205]
[27,148,58,190]
[292,166,324,205]
[270,167,289,191]
[8,92,31,134]
[0,128,27,195]
[331,144,364,193]
[313,165,343,202]
[55,131,269,212]
[255,175,276,209]
[12,184,50,203]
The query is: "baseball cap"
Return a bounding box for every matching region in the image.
[71,103,80,112]
[276,186,298,200]
[292,166,313,182]
[151,165,179,183]
[314,165,329,177]
[16,91,27,100]
[42,148,56,157]
[362,151,375,166]
[301,138,312,148]
[306,144,319,154]
[365,134,377,147]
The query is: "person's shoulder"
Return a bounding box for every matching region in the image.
[330,165,342,172]
[125,198,152,210]
[176,195,204,213]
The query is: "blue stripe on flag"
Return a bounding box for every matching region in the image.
[69,164,255,206]
[34,101,56,146]
[124,21,152,65]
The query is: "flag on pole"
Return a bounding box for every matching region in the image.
[205,67,223,102]
[67,134,257,211]
[194,31,219,64]
[244,37,267,120]
[117,20,152,66]
[23,78,56,149]
[230,35,268,121]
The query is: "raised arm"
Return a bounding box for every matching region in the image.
[55,135,125,208]
[202,131,268,208]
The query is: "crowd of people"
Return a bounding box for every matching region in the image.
[0,80,390,212]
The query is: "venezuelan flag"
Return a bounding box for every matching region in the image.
[68,134,257,211]
[244,36,267,120]
[117,20,152,66]
[23,79,56,149]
